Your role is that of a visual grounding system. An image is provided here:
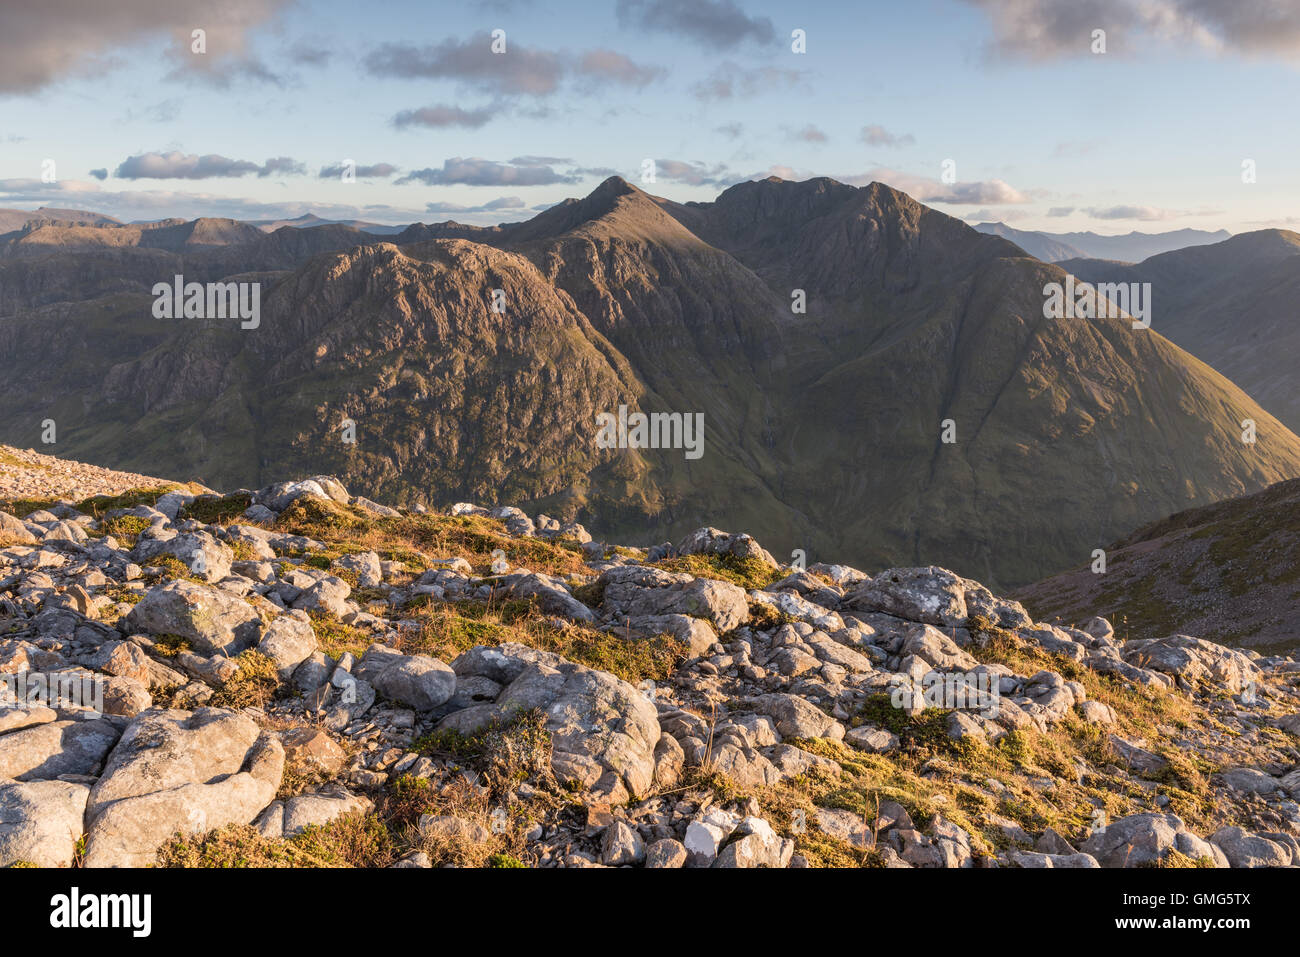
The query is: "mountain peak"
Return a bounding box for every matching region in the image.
[592,175,637,197]
[504,173,691,245]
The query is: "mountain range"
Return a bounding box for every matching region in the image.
[2,176,1298,590]
[974,221,1231,263]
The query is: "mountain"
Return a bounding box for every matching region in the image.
[3,457,1298,869]
[244,212,409,235]
[974,222,1231,262]
[2,176,1299,589]
[971,222,1087,262]
[1055,230,1300,432]
[1017,476,1300,655]
[0,206,120,233]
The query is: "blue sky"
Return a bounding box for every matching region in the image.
[2,0,1299,232]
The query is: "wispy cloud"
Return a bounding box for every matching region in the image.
[960,0,1300,60]
[615,0,776,48]
[113,151,307,180]
[860,125,915,148]
[392,104,497,129]
[691,62,804,100]
[396,157,580,187]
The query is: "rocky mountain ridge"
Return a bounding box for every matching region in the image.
[4,177,1299,590]
[2,460,1299,869]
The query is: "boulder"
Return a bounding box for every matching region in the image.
[598,566,749,633]
[1122,635,1260,692]
[82,708,284,867]
[356,644,456,711]
[600,821,645,866]
[1209,826,1292,868]
[441,643,660,802]
[0,511,38,545]
[841,567,968,627]
[0,777,91,867]
[1080,813,1209,868]
[124,580,262,656]
[331,551,382,588]
[747,693,845,741]
[0,718,121,781]
[267,787,372,838]
[675,527,779,569]
[132,531,233,584]
[257,616,318,679]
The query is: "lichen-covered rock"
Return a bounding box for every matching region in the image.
[0,777,91,867]
[123,580,262,656]
[0,718,121,781]
[1122,635,1261,692]
[83,708,284,867]
[598,565,749,632]
[442,642,660,802]
[356,644,456,711]
[841,566,968,626]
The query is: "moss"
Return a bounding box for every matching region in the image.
[487,852,527,868]
[151,633,193,657]
[146,554,203,583]
[570,579,605,609]
[1154,849,1217,869]
[210,649,280,709]
[158,813,395,868]
[747,601,797,632]
[854,693,954,750]
[74,486,181,518]
[181,493,253,526]
[648,552,782,590]
[415,710,547,766]
[100,514,151,546]
[229,540,260,562]
[308,611,374,659]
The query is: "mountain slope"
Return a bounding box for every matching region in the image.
[1017,476,1300,654]
[1056,230,1300,431]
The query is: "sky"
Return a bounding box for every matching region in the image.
[3,0,1300,233]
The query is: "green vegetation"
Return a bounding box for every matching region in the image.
[648,552,782,590]
[211,650,280,709]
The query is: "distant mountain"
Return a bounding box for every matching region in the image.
[971,223,1088,262]
[244,213,408,235]
[2,177,1299,588]
[974,222,1230,262]
[0,206,120,233]
[1017,476,1300,655]
[1055,229,1300,432]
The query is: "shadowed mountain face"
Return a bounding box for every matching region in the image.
[1017,476,1300,654]
[1057,230,1300,433]
[2,177,1299,589]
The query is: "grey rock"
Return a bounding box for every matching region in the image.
[124,580,262,657]
[0,718,120,781]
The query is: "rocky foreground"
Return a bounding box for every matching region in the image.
[2,469,1299,869]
